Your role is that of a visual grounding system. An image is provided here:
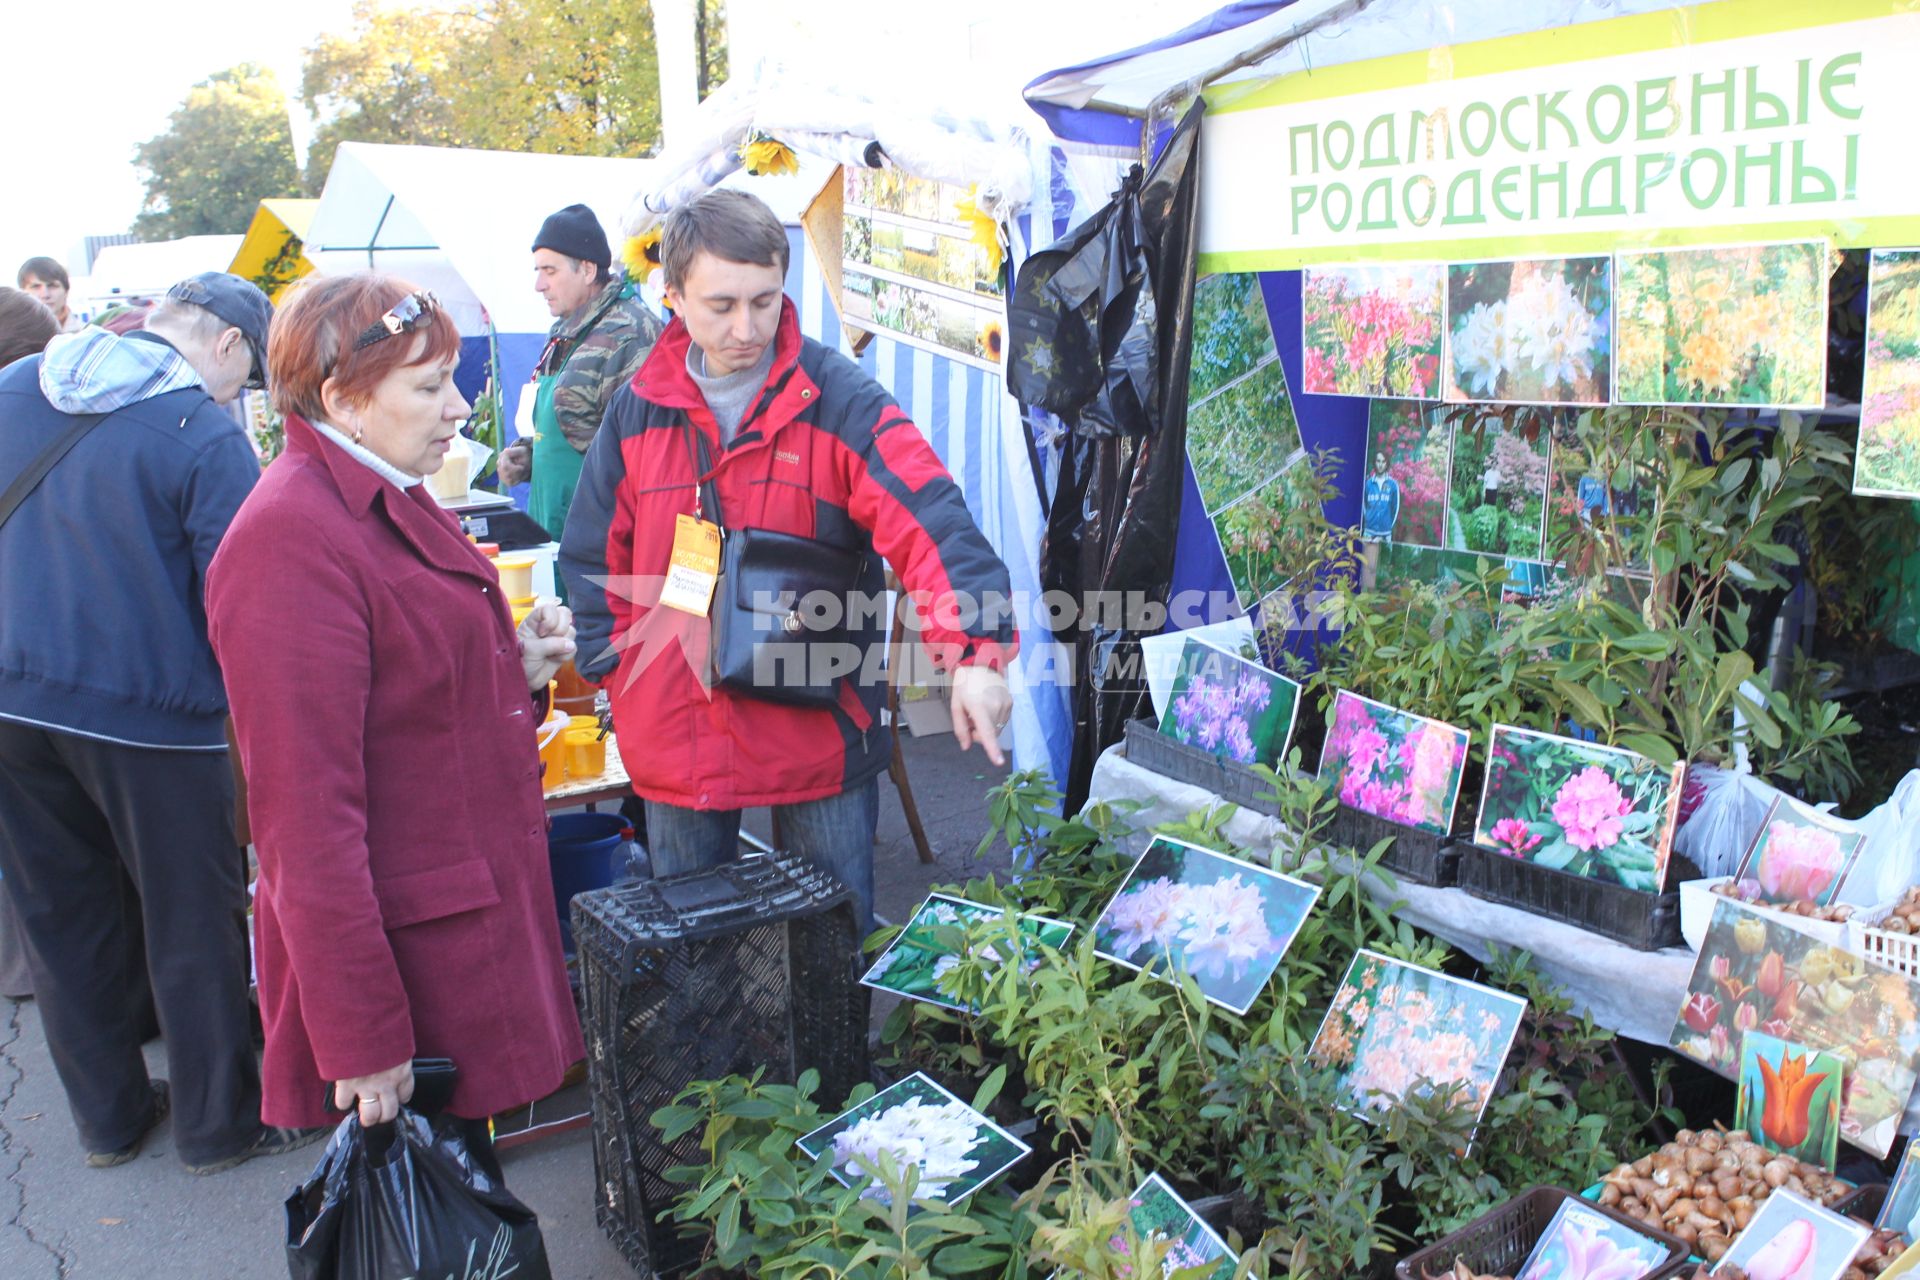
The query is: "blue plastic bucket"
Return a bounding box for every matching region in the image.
[548,813,629,950]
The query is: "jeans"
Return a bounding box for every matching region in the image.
[644,778,880,934]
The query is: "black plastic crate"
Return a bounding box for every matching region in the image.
[1123,718,1281,816]
[1836,1181,1888,1222]
[1324,804,1462,887]
[572,853,868,1277]
[1458,844,1682,951]
[1396,1185,1689,1280]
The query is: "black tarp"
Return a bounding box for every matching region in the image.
[1009,100,1205,811]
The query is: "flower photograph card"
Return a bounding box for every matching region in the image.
[794,1072,1030,1207]
[1157,638,1301,769]
[1092,836,1320,1016]
[1445,256,1612,405]
[860,893,1075,1015]
[1614,240,1829,408]
[1733,796,1867,909]
[1362,401,1450,546]
[1447,417,1553,561]
[1672,897,1920,1158]
[1122,1172,1238,1280]
[1474,724,1686,893]
[1187,274,1303,516]
[1857,248,1920,499]
[1736,1030,1844,1170]
[1301,263,1445,399]
[1308,949,1527,1124]
[1319,690,1470,837]
[1513,1197,1675,1280]
[1717,1188,1873,1280]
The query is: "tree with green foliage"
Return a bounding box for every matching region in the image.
[132,64,300,240]
[298,1,480,192]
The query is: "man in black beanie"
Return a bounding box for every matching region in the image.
[499,203,662,548]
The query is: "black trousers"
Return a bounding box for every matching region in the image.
[0,722,260,1162]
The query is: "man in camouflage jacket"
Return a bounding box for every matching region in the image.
[498,204,663,529]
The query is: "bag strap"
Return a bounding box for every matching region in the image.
[680,420,726,531]
[0,411,108,534]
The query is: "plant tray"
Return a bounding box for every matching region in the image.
[1849,916,1920,979]
[1123,718,1279,816]
[1459,845,1682,951]
[1324,803,1462,887]
[1396,1185,1690,1280]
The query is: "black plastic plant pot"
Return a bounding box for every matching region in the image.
[1458,844,1683,951]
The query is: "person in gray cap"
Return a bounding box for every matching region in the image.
[497,203,662,554]
[0,271,322,1173]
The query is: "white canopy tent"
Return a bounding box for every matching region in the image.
[303,142,662,338]
[80,234,245,312]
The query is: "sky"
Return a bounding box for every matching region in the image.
[1,0,1220,290]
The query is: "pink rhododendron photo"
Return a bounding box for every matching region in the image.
[1301,264,1445,399]
[1475,725,1683,892]
[1318,691,1469,837]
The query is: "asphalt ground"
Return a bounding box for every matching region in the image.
[0,726,1011,1278]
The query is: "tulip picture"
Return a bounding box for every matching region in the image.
[1734,796,1867,909]
[1474,724,1686,892]
[1716,1189,1872,1280]
[1673,899,1920,1159]
[1513,1198,1675,1280]
[1736,1031,1843,1169]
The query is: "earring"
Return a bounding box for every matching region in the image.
[351,423,365,445]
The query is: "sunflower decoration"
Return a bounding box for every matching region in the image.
[979,317,1005,365]
[622,225,663,280]
[739,131,800,177]
[952,187,1006,276]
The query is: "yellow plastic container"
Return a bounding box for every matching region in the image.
[494,554,537,603]
[564,726,607,780]
[568,714,600,734]
[512,601,537,630]
[536,708,569,788]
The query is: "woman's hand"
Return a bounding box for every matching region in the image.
[518,598,577,691]
[950,664,1012,768]
[335,1060,415,1126]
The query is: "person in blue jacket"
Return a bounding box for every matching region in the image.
[1361,450,1401,542]
[0,273,318,1174]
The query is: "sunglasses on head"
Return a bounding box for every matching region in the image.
[353,291,440,351]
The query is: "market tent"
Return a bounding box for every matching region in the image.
[1023,0,1682,149]
[82,235,245,309]
[1023,0,1708,636]
[302,142,662,422]
[226,199,319,303]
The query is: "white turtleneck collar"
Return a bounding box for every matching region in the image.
[311,419,422,489]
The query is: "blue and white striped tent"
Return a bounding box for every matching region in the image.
[771,152,1130,790]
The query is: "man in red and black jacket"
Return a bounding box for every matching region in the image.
[560,188,1016,930]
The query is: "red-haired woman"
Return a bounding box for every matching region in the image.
[206,275,584,1173]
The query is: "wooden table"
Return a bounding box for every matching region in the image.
[542,732,634,813]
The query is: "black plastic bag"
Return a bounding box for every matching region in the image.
[285,1110,550,1280]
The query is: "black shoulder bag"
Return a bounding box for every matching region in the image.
[685,425,864,708]
[0,412,109,533]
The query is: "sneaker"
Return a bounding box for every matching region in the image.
[186,1123,328,1176]
[85,1080,170,1168]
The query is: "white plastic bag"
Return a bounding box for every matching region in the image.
[1847,769,1920,906]
[1670,764,1789,881]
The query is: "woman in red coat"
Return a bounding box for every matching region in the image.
[206,275,584,1165]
